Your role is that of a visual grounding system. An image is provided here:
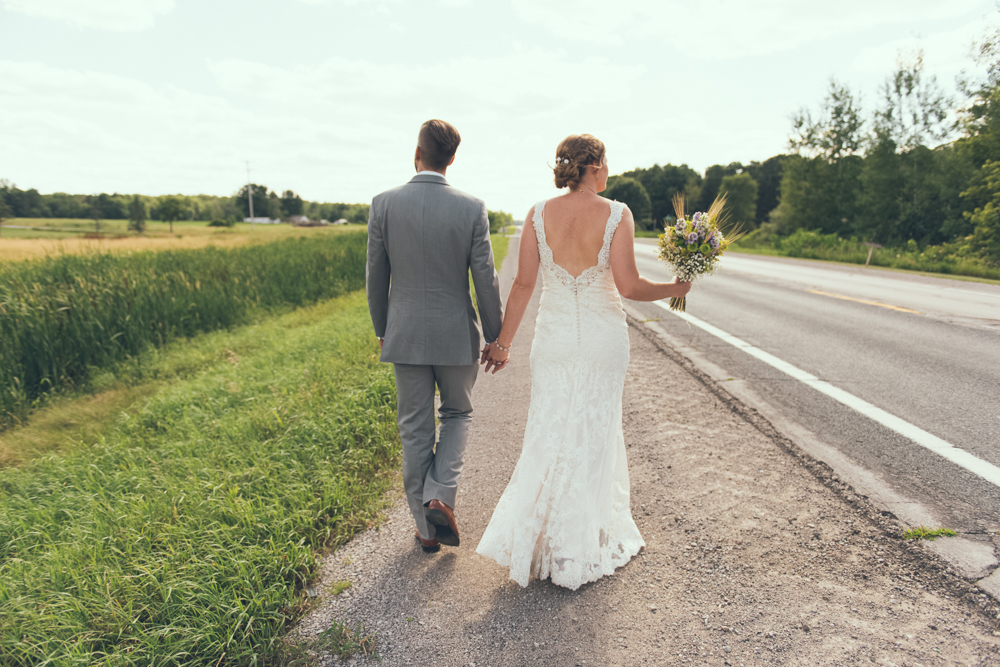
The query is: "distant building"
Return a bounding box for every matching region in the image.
[288,215,311,225]
[243,217,281,224]
[332,218,348,225]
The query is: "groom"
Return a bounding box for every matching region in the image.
[366,119,503,553]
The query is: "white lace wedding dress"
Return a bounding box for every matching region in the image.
[476,199,644,591]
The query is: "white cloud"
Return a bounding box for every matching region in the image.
[851,18,991,78]
[1,0,174,31]
[206,46,642,120]
[510,0,990,59]
[0,52,646,210]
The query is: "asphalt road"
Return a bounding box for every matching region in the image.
[627,241,1000,533]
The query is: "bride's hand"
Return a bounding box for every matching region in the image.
[671,279,692,297]
[482,342,510,374]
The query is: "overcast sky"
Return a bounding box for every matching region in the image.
[0,0,996,215]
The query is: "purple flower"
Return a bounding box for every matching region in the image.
[686,232,699,244]
[708,233,720,248]
[674,220,686,233]
[692,212,702,223]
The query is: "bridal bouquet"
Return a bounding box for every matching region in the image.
[656,194,743,312]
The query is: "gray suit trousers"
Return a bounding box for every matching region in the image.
[393,362,478,540]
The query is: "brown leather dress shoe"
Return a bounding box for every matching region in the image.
[426,499,460,547]
[415,529,440,553]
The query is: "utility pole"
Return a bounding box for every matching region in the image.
[246,161,255,232]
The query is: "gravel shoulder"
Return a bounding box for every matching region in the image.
[295,235,1000,666]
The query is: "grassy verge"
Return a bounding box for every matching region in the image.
[470,233,512,314]
[728,246,1000,286]
[0,291,399,666]
[491,232,511,269]
[0,233,366,429]
[733,228,1000,281]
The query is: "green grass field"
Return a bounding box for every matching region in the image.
[0,291,399,666]
[0,231,514,665]
[0,233,368,429]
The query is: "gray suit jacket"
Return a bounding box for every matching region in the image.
[367,173,503,366]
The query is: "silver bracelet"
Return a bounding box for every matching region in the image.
[492,339,511,352]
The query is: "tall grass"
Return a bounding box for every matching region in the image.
[0,292,399,666]
[0,233,367,429]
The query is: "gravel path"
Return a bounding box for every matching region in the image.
[296,236,1000,666]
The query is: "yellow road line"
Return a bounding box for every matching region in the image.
[808,289,922,314]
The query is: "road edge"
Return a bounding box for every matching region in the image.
[623,302,1000,604]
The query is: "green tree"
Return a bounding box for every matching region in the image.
[779,81,866,236]
[744,156,786,224]
[855,53,957,245]
[127,195,147,234]
[696,165,727,213]
[790,79,866,160]
[604,176,652,229]
[235,184,279,220]
[875,51,951,151]
[855,135,903,242]
[957,27,1000,169]
[4,186,49,217]
[621,163,701,225]
[719,173,759,227]
[487,209,513,234]
[158,196,184,234]
[961,160,1000,264]
[281,190,304,217]
[0,190,9,238]
[44,192,87,218]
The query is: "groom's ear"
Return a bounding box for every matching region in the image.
[447,154,455,167]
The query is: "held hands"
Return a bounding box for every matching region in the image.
[480,342,510,374]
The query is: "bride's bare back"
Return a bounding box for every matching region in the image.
[480,133,692,375]
[541,194,613,278]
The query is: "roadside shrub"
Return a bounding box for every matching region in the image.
[733,228,1000,280]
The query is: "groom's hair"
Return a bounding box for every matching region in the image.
[418,120,461,170]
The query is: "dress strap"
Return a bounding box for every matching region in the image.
[598,200,625,265]
[532,200,546,241]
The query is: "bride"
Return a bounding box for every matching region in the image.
[475,134,691,590]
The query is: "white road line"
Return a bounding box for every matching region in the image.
[942,287,1000,299]
[652,300,1000,488]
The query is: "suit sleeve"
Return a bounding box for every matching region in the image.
[470,202,503,343]
[366,197,390,338]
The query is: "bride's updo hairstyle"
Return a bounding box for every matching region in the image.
[553,134,606,190]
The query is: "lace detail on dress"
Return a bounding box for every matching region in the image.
[532,199,625,288]
[477,196,641,591]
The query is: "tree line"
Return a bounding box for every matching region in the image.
[0,182,371,227]
[603,34,1000,268]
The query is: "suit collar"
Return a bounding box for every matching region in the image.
[409,172,449,186]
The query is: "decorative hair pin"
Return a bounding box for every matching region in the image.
[555,157,571,166]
